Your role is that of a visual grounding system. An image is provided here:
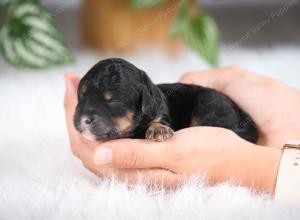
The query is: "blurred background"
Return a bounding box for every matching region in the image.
[1,0,300,144]
[1,0,300,86]
[0,0,300,146]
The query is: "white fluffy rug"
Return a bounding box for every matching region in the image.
[1,47,300,219]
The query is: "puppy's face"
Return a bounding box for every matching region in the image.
[74,58,149,141]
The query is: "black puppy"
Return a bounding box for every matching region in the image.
[74,58,258,143]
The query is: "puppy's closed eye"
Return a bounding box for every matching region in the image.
[106,97,124,109]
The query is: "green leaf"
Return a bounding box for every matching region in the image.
[129,0,166,9]
[169,0,220,66]
[1,0,40,17]
[170,0,189,37]
[0,0,10,5]
[183,13,219,67]
[0,0,10,8]
[0,2,73,68]
[0,0,10,16]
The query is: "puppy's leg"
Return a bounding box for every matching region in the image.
[145,120,174,142]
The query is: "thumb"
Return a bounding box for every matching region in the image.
[94,139,170,169]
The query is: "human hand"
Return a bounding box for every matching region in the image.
[95,126,281,193]
[64,73,180,186]
[64,67,293,192]
[180,66,300,148]
[64,73,110,176]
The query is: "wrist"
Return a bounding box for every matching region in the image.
[249,145,281,193]
[222,142,282,193]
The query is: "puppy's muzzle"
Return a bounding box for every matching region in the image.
[77,114,118,140]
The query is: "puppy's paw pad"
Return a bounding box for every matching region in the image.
[146,123,174,142]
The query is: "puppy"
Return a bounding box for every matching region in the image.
[74,58,258,143]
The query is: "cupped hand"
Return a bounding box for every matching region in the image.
[64,73,180,187]
[64,73,108,175]
[64,67,298,192]
[180,66,300,148]
[95,127,281,192]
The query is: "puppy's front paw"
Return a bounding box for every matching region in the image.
[145,123,174,142]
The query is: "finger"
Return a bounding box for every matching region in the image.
[75,144,115,178]
[115,168,183,189]
[63,74,114,178]
[64,73,103,150]
[94,138,171,169]
[64,73,81,145]
[63,73,96,169]
[73,143,97,173]
[64,73,80,112]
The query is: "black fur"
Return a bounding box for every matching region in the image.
[74,58,258,143]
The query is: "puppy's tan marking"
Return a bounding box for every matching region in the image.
[146,122,174,142]
[190,115,199,127]
[104,91,113,100]
[152,117,162,123]
[114,111,134,133]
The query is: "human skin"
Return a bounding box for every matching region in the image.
[64,74,180,185]
[64,66,300,193]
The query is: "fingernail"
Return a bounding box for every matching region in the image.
[94,148,112,166]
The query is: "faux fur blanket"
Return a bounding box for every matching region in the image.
[1,47,300,219]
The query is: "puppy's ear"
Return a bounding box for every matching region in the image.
[140,72,164,118]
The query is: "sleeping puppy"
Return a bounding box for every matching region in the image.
[74,58,258,143]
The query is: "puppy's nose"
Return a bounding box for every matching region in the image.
[84,118,92,125]
[81,116,94,126]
